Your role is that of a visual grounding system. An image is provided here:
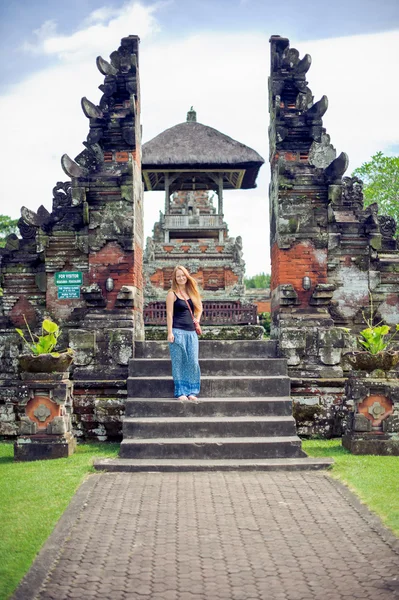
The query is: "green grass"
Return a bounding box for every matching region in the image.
[0,442,119,600]
[0,439,398,599]
[303,439,399,537]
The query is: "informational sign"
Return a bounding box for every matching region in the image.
[57,285,81,300]
[55,272,83,286]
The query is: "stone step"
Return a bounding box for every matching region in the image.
[127,375,290,398]
[94,457,334,472]
[135,340,277,359]
[125,397,293,417]
[129,358,287,377]
[119,436,305,459]
[123,415,297,438]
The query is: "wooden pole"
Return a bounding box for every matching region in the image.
[218,174,223,216]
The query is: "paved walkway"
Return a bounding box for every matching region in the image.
[14,472,399,600]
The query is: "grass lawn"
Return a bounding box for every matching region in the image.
[303,439,399,537]
[0,439,398,599]
[0,441,119,600]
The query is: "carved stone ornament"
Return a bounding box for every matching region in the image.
[33,403,51,422]
[17,218,36,240]
[52,182,72,209]
[379,215,397,239]
[368,401,386,420]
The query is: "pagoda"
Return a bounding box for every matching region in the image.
[142,109,264,324]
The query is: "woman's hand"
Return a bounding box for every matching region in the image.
[167,332,175,343]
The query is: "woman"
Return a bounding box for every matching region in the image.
[166,265,202,401]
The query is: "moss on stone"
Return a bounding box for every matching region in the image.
[293,403,324,425]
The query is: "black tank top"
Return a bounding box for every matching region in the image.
[172,293,195,331]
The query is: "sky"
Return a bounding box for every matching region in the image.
[1,0,399,276]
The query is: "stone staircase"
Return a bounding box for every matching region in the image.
[94,340,332,471]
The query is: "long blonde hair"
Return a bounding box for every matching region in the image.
[171,265,202,316]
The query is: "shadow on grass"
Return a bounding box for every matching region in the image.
[0,455,14,464]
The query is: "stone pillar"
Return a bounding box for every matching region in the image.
[343,373,399,455]
[268,36,351,435]
[14,369,76,461]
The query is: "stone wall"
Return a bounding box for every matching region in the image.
[0,36,143,441]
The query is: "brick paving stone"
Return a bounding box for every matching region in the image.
[15,471,397,600]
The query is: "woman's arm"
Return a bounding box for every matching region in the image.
[166,291,175,343]
[194,299,203,323]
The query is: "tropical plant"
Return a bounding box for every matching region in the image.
[356,296,399,355]
[16,316,71,356]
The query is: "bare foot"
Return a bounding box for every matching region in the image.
[178,395,188,401]
[188,395,198,403]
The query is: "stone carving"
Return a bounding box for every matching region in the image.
[379,215,396,239]
[61,154,88,178]
[324,152,349,183]
[33,404,51,422]
[17,218,36,240]
[52,182,72,209]
[368,401,385,420]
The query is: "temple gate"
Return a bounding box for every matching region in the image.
[0,34,398,444]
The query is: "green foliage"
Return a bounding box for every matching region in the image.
[259,311,271,337]
[303,439,399,536]
[0,442,119,599]
[358,325,399,354]
[0,215,18,248]
[244,272,271,289]
[16,317,69,356]
[352,152,399,235]
[357,295,399,354]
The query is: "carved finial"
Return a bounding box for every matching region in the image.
[305,96,328,120]
[81,97,103,120]
[187,107,197,122]
[20,207,40,227]
[61,154,88,178]
[295,53,312,75]
[96,56,118,76]
[325,152,349,183]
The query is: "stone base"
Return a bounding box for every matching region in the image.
[14,432,77,461]
[342,433,399,456]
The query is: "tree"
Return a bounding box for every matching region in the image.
[0,215,19,248]
[352,152,399,232]
[244,272,271,289]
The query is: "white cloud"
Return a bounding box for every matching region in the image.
[1,5,398,276]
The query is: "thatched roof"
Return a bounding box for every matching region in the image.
[142,112,264,190]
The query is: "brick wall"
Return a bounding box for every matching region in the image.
[271,241,327,307]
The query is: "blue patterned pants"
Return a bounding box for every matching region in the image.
[168,328,201,397]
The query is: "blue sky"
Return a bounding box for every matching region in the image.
[2,0,399,89]
[1,1,399,274]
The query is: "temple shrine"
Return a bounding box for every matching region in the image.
[142,109,264,325]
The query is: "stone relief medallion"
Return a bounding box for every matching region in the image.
[25,395,61,430]
[34,404,51,422]
[358,394,394,428]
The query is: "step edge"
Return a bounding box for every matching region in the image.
[120,435,302,444]
[123,416,296,423]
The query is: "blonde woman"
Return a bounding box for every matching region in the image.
[166,265,203,401]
